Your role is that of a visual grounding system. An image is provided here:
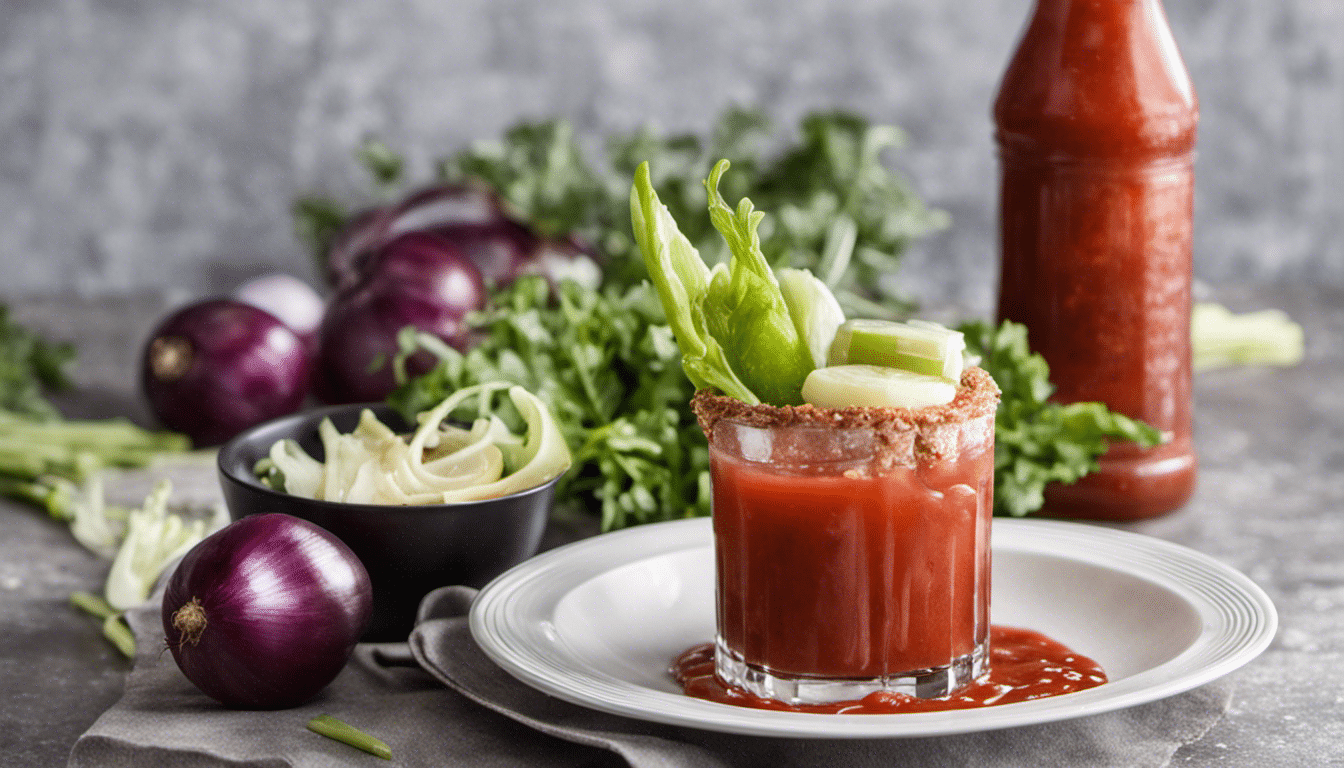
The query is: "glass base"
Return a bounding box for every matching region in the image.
[714,637,988,705]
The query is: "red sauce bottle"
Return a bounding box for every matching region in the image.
[994,0,1199,520]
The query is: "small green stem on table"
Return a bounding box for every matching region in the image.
[70,590,117,620]
[72,590,135,657]
[101,614,136,658]
[307,715,392,760]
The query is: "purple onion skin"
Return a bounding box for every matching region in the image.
[420,220,539,287]
[324,205,395,292]
[141,299,311,446]
[324,184,504,291]
[313,232,487,404]
[162,513,373,710]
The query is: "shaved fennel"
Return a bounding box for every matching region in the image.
[262,383,571,505]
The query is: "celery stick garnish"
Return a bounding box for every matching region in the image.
[631,160,819,406]
[1191,302,1304,371]
[630,163,760,403]
[778,268,846,369]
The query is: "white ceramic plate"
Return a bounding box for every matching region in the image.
[469,517,1276,738]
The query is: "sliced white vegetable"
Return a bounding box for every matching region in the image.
[827,319,966,380]
[269,439,323,498]
[342,461,381,505]
[801,364,958,409]
[69,475,121,558]
[438,386,571,503]
[777,267,846,369]
[105,480,217,610]
[264,383,571,505]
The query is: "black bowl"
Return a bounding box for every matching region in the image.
[217,403,556,641]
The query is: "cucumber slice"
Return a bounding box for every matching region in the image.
[801,364,958,409]
[827,319,965,380]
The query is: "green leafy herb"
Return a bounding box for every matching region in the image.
[389,277,707,531]
[958,320,1164,516]
[1,303,75,420]
[291,196,349,279]
[444,121,609,242]
[430,108,945,306]
[358,138,406,189]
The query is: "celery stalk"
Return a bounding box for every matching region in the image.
[630,163,760,403]
[630,160,818,406]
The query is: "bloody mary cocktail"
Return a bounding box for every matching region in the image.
[692,367,1000,704]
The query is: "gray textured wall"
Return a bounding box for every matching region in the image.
[2,0,1341,312]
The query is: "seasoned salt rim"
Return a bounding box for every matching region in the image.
[691,367,1000,465]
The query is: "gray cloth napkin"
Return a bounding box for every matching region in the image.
[71,586,1233,768]
[67,600,602,767]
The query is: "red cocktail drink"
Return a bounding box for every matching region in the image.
[692,368,1000,704]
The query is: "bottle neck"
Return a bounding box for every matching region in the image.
[995,0,1197,160]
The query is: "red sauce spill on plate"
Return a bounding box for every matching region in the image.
[672,625,1107,714]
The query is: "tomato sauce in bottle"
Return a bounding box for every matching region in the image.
[994,0,1199,520]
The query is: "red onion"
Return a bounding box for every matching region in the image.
[320,182,601,292]
[162,513,373,709]
[141,299,311,446]
[324,206,395,292]
[384,183,504,234]
[323,184,504,291]
[313,232,487,403]
[417,220,539,287]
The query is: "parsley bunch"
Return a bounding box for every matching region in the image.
[437,108,948,309]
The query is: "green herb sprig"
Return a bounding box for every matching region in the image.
[1,303,75,420]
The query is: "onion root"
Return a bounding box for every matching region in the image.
[171,598,208,646]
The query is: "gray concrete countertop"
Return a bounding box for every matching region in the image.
[2,285,1341,767]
